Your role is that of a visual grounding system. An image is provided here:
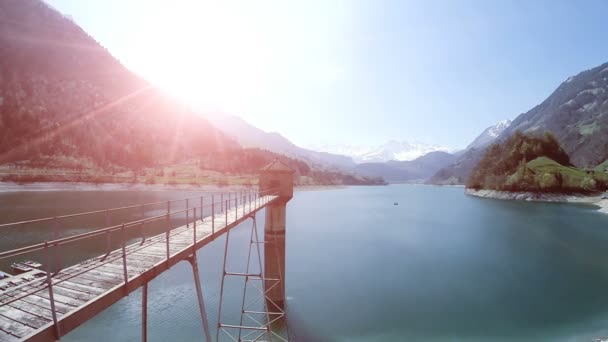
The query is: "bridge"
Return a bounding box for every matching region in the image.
[0,161,294,342]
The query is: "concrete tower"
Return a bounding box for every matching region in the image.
[259,160,294,311]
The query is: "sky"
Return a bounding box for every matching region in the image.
[47,0,608,149]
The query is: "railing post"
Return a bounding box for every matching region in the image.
[193,208,197,247]
[140,205,146,245]
[44,241,60,339]
[165,213,170,261]
[235,197,238,221]
[186,198,189,228]
[221,193,224,212]
[121,224,128,285]
[225,200,228,225]
[105,209,111,253]
[211,195,215,234]
[53,217,61,274]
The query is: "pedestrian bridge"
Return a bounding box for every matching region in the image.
[0,187,288,342]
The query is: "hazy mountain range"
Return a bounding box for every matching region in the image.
[207,114,356,170]
[5,0,606,187]
[206,112,514,183]
[309,141,456,163]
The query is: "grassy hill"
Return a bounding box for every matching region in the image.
[467,132,608,193]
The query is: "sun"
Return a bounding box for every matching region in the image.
[127,1,271,113]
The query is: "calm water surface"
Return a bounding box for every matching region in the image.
[2,184,608,341]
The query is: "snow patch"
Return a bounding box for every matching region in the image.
[579,88,605,96]
[582,101,597,111]
[601,66,608,74]
[565,76,574,83]
[524,125,541,133]
[562,99,576,107]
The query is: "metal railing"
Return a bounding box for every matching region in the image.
[0,189,280,327]
[0,188,279,264]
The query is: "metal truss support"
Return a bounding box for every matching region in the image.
[189,252,213,341]
[216,214,288,342]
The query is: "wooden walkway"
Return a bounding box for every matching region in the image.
[0,194,278,342]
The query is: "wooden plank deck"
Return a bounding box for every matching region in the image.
[0,195,278,342]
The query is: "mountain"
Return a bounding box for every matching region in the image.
[430,61,608,185]
[465,119,512,151]
[311,140,455,163]
[207,115,356,170]
[496,63,608,167]
[0,0,383,186]
[0,0,238,168]
[355,151,456,182]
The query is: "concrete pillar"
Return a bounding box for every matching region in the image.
[259,160,294,312]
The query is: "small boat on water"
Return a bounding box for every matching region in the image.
[394,202,399,205]
[11,260,42,274]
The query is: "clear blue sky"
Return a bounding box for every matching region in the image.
[47,0,608,149]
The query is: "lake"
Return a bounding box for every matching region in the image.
[2,184,608,341]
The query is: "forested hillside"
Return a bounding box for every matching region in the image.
[467,132,608,192]
[0,0,384,186]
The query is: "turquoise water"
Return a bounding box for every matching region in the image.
[3,185,608,341]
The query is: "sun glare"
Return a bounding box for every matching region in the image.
[127,1,272,112]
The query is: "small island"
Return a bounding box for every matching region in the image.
[465,131,608,203]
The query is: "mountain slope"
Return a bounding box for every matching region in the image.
[497,62,608,167]
[465,120,512,151]
[208,115,356,170]
[355,151,456,182]
[0,0,238,168]
[0,0,384,186]
[431,61,608,185]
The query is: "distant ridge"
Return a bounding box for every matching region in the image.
[310,140,455,163]
[207,114,356,171]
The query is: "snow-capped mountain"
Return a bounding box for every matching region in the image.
[310,140,456,163]
[465,119,512,151]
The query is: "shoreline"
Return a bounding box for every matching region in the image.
[465,188,608,214]
[0,181,347,193]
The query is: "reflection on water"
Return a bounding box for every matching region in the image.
[2,185,608,341]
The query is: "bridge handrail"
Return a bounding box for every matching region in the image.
[0,190,275,229]
[0,188,280,260]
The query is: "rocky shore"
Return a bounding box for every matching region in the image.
[465,188,608,214]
